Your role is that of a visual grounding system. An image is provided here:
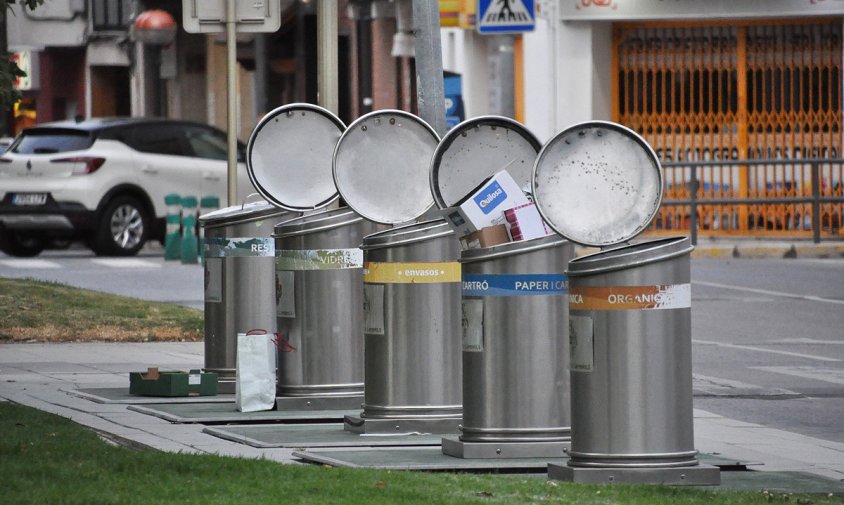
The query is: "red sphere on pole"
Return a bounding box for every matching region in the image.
[133,9,177,46]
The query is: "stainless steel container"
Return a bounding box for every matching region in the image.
[449,234,573,455]
[428,116,572,457]
[354,219,462,429]
[533,121,719,484]
[200,200,293,394]
[333,110,463,433]
[273,207,375,401]
[246,103,366,410]
[565,236,695,468]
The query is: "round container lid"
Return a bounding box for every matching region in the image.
[246,103,346,212]
[333,110,440,225]
[430,116,541,208]
[532,121,663,247]
[199,199,288,227]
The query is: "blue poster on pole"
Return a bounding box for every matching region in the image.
[477,0,535,34]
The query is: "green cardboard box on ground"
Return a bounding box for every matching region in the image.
[129,367,218,397]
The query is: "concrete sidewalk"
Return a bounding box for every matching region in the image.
[2,341,844,485]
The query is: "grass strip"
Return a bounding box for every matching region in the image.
[2,402,841,505]
[0,277,202,343]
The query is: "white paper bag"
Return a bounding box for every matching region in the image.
[235,331,276,412]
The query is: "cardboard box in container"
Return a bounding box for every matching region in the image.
[504,202,552,242]
[442,170,530,236]
[461,224,511,250]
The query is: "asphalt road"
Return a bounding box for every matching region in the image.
[1,248,843,443]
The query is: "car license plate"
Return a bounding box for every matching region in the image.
[12,193,48,206]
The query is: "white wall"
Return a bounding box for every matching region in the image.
[440,28,490,120]
[444,16,613,144]
[7,2,87,50]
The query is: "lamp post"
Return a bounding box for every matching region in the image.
[133,9,176,117]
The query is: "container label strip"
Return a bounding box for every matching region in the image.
[569,284,691,311]
[462,274,568,297]
[204,237,275,258]
[364,261,461,284]
[276,248,364,271]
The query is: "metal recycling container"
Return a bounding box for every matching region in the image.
[565,236,696,468]
[246,103,374,409]
[457,234,573,445]
[333,110,463,433]
[200,200,293,394]
[424,116,574,458]
[273,207,375,398]
[357,219,462,423]
[532,121,718,484]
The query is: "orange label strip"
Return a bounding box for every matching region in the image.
[569,284,691,311]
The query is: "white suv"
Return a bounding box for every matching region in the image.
[0,117,256,257]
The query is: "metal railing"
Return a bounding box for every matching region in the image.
[650,158,844,244]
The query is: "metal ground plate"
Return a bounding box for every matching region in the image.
[344,414,462,435]
[441,436,569,459]
[203,423,443,448]
[64,387,233,404]
[127,402,355,424]
[276,395,363,411]
[294,446,567,471]
[549,462,722,486]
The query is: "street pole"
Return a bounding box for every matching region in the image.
[317,0,339,114]
[226,0,238,206]
[0,6,9,137]
[412,0,446,137]
[253,33,268,120]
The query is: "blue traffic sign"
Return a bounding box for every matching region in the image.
[477,0,535,34]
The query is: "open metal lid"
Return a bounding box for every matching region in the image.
[430,116,541,208]
[246,103,345,211]
[333,110,440,225]
[199,198,288,227]
[532,121,663,247]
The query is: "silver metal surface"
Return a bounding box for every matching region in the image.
[458,234,573,450]
[344,414,461,435]
[352,219,463,433]
[293,447,569,470]
[549,463,721,486]
[317,0,338,115]
[201,204,293,393]
[532,121,663,247]
[566,237,700,469]
[274,207,376,401]
[127,403,352,424]
[412,0,447,136]
[430,116,540,208]
[442,436,569,459]
[246,103,345,211]
[203,423,443,448]
[333,110,440,224]
[275,395,362,411]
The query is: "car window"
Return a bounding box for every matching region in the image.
[184,126,227,161]
[122,124,190,156]
[10,128,93,154]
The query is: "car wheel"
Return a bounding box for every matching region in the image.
[0,230,46,257]
[92,196,148,256]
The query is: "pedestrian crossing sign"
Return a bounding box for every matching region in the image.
[477,0,535,34]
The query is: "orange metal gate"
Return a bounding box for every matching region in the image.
[614,20,843,237]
